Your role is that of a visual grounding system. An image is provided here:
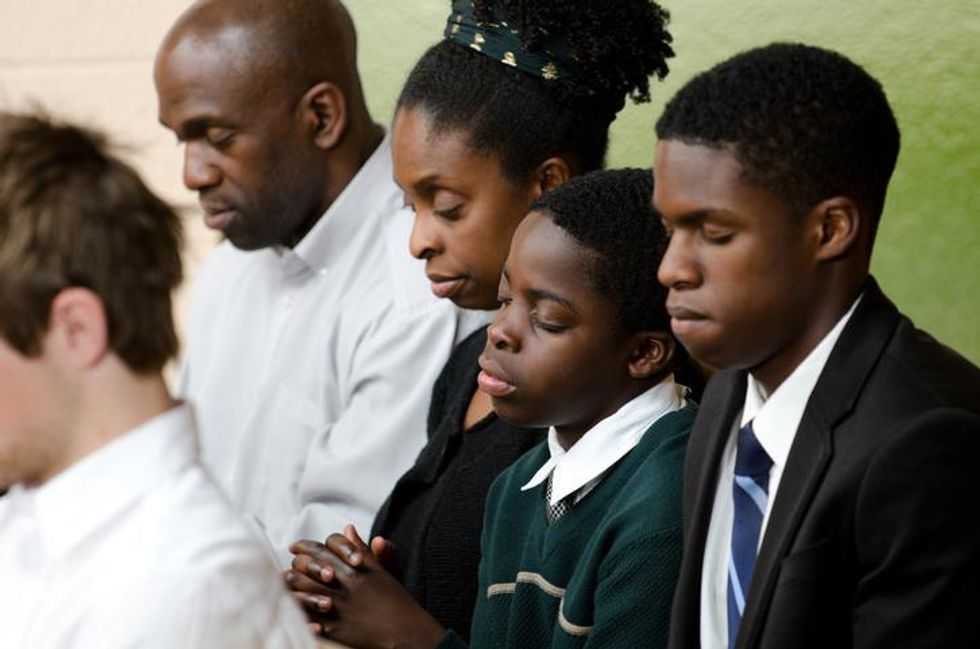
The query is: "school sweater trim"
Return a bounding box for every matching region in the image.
[486,572,595,636]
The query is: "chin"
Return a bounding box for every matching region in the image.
[490,398,542,429]
[676,337,728,371]
[451,290,496,312]
[224,230,271,252]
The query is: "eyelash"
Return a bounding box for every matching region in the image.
[435,205,462,221]
[206,131,235,150]
[530,311,567,334]
[497,296,567,334]
[703,230,734,245]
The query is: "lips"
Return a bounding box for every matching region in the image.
[426,273,467,300]
[667,303,710,338]
[200,199,236,232]
[477,355,516,398]
[666,304,707,321]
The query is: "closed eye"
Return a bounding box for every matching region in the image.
[434,204,462,221]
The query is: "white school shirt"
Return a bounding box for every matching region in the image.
[0,404,316,649]
[521,377,686,504]
[179,132,487,565]
[699,297,861,649]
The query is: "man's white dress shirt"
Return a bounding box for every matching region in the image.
[0,405,316,649]
[699,298,861,649]
[522,377,686,504]
[180,132,486,564]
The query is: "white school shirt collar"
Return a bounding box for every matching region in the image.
[740,294,863,481]
[26,404,198,560]
[273,129,394,277]
[521,376,685,505]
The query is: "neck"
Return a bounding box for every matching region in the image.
[553,379,660,451]
[289,115,383,248]
[751,275,865,393]
[42,363,176,484]
[324,113,384,209]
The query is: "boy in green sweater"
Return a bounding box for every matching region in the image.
[288,168,695,648]
[458,168,696,648]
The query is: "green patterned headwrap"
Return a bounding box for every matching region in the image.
[444,0,578,86]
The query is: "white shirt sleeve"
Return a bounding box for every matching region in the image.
[72,574,317,649]
[285,301,462,552]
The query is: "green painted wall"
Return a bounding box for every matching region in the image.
[348,1,980,363]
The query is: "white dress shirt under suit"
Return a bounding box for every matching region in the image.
[0,405,315,649]
[179,132,486,565]
[699,298,861,649]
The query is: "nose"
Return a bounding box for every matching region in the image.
[487,305,521,353]
[409,209,440,260]
[182,141,221,191]
[657,232,700,290]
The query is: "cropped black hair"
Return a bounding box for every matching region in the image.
[397,0,673,183]
[533,168,666,335]
[656,43,900,229]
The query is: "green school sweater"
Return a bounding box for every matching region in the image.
[437,401,695,649]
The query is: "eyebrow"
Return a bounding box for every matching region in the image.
[412,175,463,198]
[664,207,739,226]
[529,288,578,313]
[503,268,578,313]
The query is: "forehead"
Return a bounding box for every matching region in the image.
[154,29,277,127]
[653,140,790,222]
[507,212,596,295]
[392,108,507,189]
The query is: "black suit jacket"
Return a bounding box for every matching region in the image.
[668,278,980,649]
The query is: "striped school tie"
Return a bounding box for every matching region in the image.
[727,421,773,649]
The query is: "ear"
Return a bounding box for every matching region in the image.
[46,288,110,370]
[810,196,862,262]
[530,156,573,199]
[627,331,675,380]
[300,81,348,150]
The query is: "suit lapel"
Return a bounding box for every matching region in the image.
[736,279,900,648]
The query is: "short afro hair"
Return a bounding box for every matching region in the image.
[656,43,900,230]
[531,168,668,336]
[398,0,673,183]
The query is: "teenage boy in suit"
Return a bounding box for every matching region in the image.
[653,43,980,649]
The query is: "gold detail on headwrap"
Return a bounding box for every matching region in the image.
[542,62,559,80]
[502,51,517,67]
[451,23,460,35]
[474,32,486,45]
[470,43,483,52]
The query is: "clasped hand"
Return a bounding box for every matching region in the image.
[285,524,445,649]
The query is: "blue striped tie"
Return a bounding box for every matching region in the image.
[727,421,773,649]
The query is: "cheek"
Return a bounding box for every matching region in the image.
[511,339,607,421]
[455,215,515,277]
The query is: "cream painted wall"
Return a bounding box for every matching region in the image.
[1,0,978,362]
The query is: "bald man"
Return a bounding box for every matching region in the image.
[155,0,485,565]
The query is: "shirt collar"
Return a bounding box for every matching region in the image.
[29,404,199,560]
[522,376,685,505]
[277,129,393,276]
[741,294,863,470]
